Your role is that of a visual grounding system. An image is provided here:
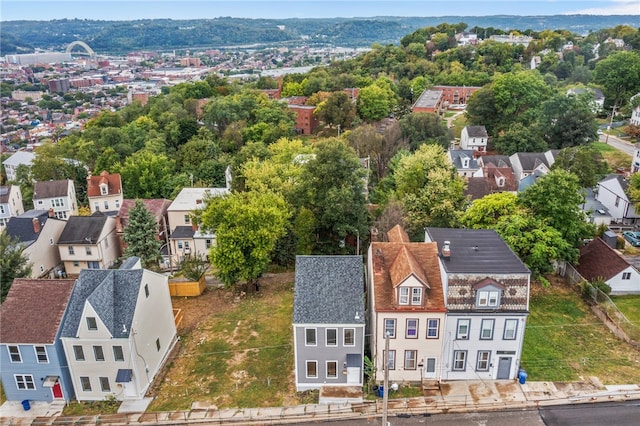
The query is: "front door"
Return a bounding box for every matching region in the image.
[497,357,512,379]
[346,367,360,384]
[52,382,63,399]
[423,357,437,379]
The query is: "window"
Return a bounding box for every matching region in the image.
[73,261,79,267]
[80,376,91,392]
[103,201,109,210]
[305,328,317,346]
[453,350,467,371]
[15,375,35,390]
[480,319,495,340]
[8,345,21,363]
[177,241,183,249]
[144,284,149,298]
[404,350,417,370]
[94,202,100,211]
[49,237,54,245]
[384,350,396,370]
[35,346,48,363]
[85,246,92,255]
[504,319,518,340]
[184,214,191,224]
[477,290,499,308]
[68,246,75,255]
[456,319,470,340]
[476,351,491,371]
[326,329,337,346]
[399,287,409,305]
[384,319,396,338]
[622,272,631,280]
[306,361,317,378]
[411,288,422,305]
[115,199,120,209]
[205,239,212,249]
[93,345,105,361]
[73,345,85,361]
[0,205,4,214]
[426,319,439,339]
[406,319,418,338]
[615,196,620,207]
[100,377,111,392]
[156,338,161,351]
[88,261,100,269]
[326,361,338,378]
[86,317,97,330]
[113,346,124,362]
[344,328,355,346]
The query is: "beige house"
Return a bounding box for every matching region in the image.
[87,171,123,215]
[0,184,24,229]
[32,179,78,220]
[57,213,121,276]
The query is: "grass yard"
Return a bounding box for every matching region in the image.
[148,274,297,411]
[610,295,640,325]
[522,282,640,384]
[592,141,633,170]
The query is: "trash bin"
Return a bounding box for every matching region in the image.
[378,385,384,397]
[21,399,31,411]
[518,369,528,384]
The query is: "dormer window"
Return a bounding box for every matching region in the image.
[474,279,505,309]
[398,287,423,306]
[478,290,499,307]
[99,183,108,195]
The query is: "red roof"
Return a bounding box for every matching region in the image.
[87,170,122,197]
[576,238,630,281]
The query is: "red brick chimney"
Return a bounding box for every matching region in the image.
[48,208,55,218]
[32,218,41,234]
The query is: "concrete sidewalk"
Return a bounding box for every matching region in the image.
[2,380,640,425]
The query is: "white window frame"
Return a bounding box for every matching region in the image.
[86,317,98,331]
[343,328,355,346]
[100,377,111,392]
[385,349,396,370]
[480,319,495,340]
[34,345,48,363]
[406,319,418,339]
[425,357,437,374]
[113,346,124,362]
[73,345,85,361]
[326,360,338,379]
[426,318,439,339]
[326,328,337,346]
[404,350,417,370]
[398,287,409,305]
[504,319,518,340]
[305,328,317,346]
[476,350,491,371]
[80,376,91,392]
[8,345,22,363]
[85,246,92,255]
[15,374,35,390]
[93,345,105,361]
[453,350,467,371]
[411,287,422,305]
[478,290,500,308]
[622,272,631,280]
[456,319,470,340]
[306,360,318,378]
[68,246,75,255]
[384,318,396,338]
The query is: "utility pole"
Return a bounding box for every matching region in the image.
[605,104,617,145]
[382,332,390,426]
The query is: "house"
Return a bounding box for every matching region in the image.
[581,188,612,227]
[87,170,123,215]
[32,179,78,220]
[509,151,555,183]
[116,198,171,260]
[576,238,640,294]
[412,89,444,114]
[630,93,640,126]
[432,86,481,107]
[367,226,446,384]
[448,149,482,178]
[632,143,640,174]
[288,104,319,135]
[0,184,24,229]
[567,87,605,113]
[5,210,67,278]
[59,258,177,401]
[595,174,640,225]
[425,228,531,380]
[464,163,517,201]
[2,150,36,182]
[460,126,488,152]
[167,187,229,264]
[0,278,77,402]
[57,212,121,276]
[293,255,365,398]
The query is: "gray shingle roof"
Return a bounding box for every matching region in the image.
[425,228,530,274]
[464,125,488,138]
[171,226,195,239]
[5,210,51,246]
[33,179,70,199]
[449,149,479,169]
[58,213,108,245]
[513,152,550,171]
[293,255,365,325]
[60,267,143,339]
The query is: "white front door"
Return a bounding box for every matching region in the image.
[423,357,437,379]
[346,367,360,384]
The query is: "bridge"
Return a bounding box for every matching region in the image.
[65,40,96,57]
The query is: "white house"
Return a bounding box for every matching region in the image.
[577,238,640,295]
[32,179,78,220]
[87,171,123,215]
[2,151,36,182]
[0,184,24,229]
[595,174,640,225]
[460,126,488,152]
[59,257,177,401]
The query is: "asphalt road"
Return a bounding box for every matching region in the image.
[325,401,640,426]
[601,133,636,157]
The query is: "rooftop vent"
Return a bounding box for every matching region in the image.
[442,241,451,260]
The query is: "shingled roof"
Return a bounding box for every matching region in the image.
[33,179,71,199]
[58,213,108,245]
[5,209,50,246]
[0,279,76,344]
[464,125,488,138]
[87,171,122,197]
[576,238,631,282]
[293,255,365,325]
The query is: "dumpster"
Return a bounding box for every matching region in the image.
[518,369,528,384]
[21,399,30,411]
[378,386,384,397]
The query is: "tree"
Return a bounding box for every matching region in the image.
[552,145,608,188]
[123,200,163,269]
[593,51,640,108]
[493,122,548,155]
[115,150,177,199]
[357,83,394,121]
[314,91,356,129]
[201,190,290,290]
[398,112,452,150]
[0,231,32,302]
[461,192,519,229]
[537,93,598,149]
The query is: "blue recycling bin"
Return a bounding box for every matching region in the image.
[378,386,384,397]
[518,369,528,384]
[21,399,31,411]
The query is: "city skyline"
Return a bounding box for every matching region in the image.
[2,0,639,21]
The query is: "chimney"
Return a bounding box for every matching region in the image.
[48,208,55,218]
[442,241,451,260]
[32,218,41,234]
[370,227,379,242]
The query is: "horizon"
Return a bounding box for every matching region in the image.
[2,1,639,22]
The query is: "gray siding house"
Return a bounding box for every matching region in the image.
[293,256,365,396]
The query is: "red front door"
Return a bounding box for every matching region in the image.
[52,382,63,399]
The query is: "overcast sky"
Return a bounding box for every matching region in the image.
[1,0,639,21]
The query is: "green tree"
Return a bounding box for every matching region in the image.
[552,145,608,188]
[0,231,32,302]
[593,51,640,108]
[398,112,452,150]
[493,122,548,155]
[357,83,394,121]
[461,192,519,229]
[123,200,163,269]
[202,190,290,290]
[537,93,598,149]
[314,91,356,129]
[115,151,177,199]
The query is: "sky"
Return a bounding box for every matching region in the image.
[1,0,639,21]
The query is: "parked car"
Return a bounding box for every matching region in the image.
[622,231,640,247]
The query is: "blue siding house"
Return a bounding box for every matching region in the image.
[0,279,76,402]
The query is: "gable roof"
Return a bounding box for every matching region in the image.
[480,155,512,169]
[464,177,492,201]
[425,227,530,275]
[60,268,144,339]
[57,213,109,245]
[599,174,630,194]
[2,150,36,167]
[576,238,632,281]
[449,149,479,169]
[87,171,122,197]
[167,187,229,212]
[0,278,76,344]
[512,152,551,171]
[117,198,171,232]
[5,209,51,246]
[370,241,445,312]
[387,224,410,243]
[0,185,15,203]
[293,255,365,324]
[33,179,71,199]
[464,125,488,138]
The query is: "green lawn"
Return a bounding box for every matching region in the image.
[610,295,640,324]
[522,284,640,384]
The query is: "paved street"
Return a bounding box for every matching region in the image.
[600,133,636,157]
